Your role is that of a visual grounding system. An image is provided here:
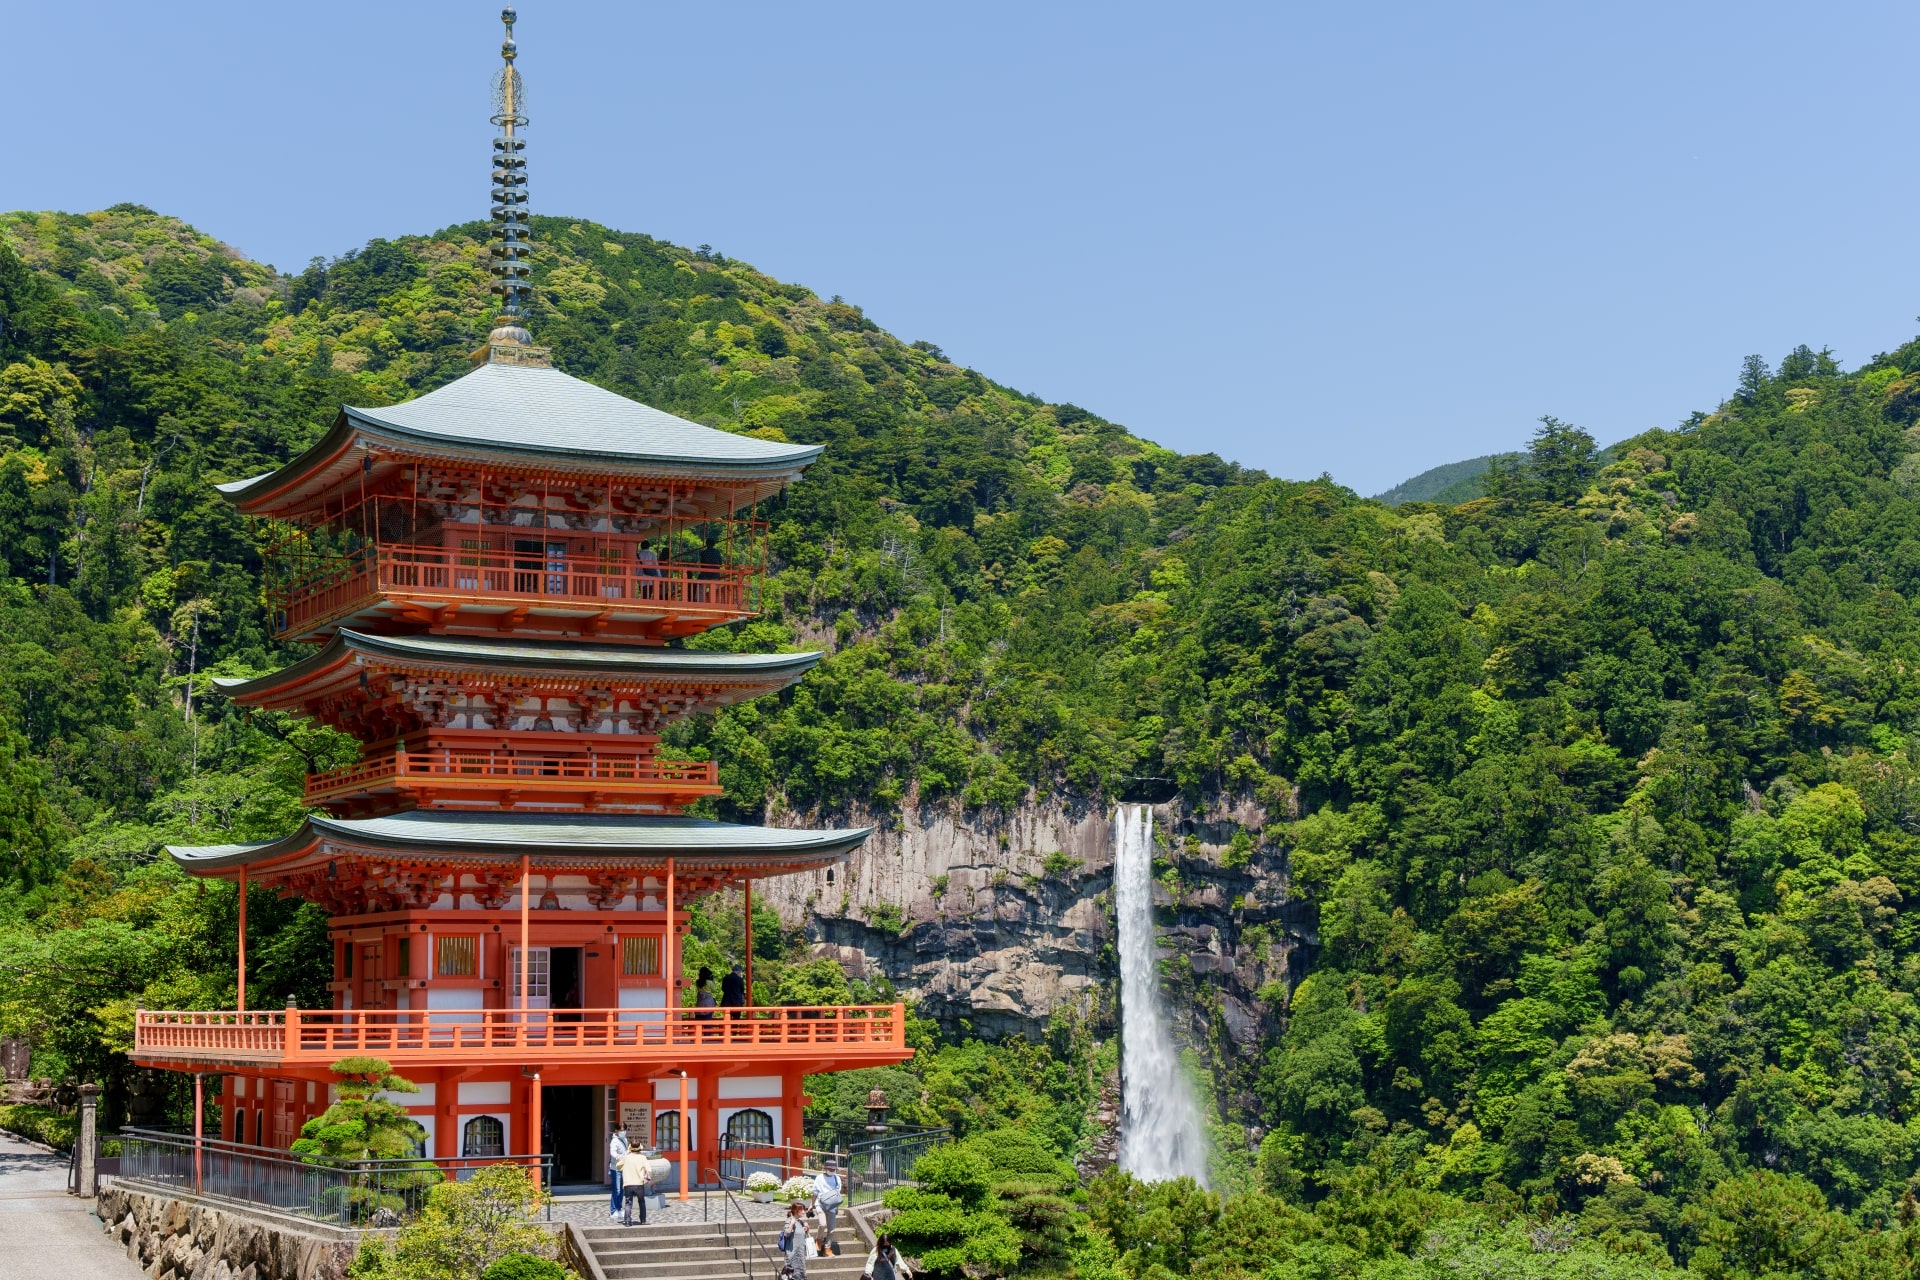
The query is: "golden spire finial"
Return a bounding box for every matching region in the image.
[487,5,534,348]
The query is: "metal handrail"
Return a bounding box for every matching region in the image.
[714,1169,793,1280]
[114,1127,552,1225]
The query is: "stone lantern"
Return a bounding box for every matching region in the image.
[865,1088,890,1186]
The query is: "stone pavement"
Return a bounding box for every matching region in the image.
[0,1130,140,1280]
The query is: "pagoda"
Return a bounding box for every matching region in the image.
[132,8,909,1195]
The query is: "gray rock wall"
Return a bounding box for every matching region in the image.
[758,793,1315,1114]
[98,1184,363,1280]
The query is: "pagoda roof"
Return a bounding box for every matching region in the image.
[213,629,822,707]
[168,811,869,878]
[216,360,821,518]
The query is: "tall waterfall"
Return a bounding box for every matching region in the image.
[1114,803,1209,1184]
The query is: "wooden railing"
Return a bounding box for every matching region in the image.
[272,544,757,637]
[133,1003,909,1066]
[304,746,720,805]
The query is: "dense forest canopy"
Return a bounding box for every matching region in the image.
[9,205,1920,1275]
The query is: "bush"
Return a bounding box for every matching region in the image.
[0,1104,77,1151]
[349,1165,553,1280]
[909,1144,993,1208]
[957,1128,1076,1193]
[481,1255,568,1280]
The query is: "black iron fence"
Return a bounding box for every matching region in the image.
[716,1124,949,1206]
[115,1128,551,1226]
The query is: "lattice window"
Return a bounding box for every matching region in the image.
[654,1110,679,1152]
[464,1115,505,1158]
[437,935,479,977]
[397,937,411,978]
[622,935,661,976]
[726,1109,773,1147]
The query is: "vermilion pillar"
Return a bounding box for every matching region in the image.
[236,867,248,1012]
[677,1070,690,1200]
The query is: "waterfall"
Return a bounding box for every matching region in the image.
[1114,803,1209,1184]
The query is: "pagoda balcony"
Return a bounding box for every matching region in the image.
[132,1004,909,1073]
[271,544,757,642]
[305,741,721,813]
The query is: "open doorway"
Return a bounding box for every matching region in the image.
[551,947,583,1022]
[543,1084,596,1187]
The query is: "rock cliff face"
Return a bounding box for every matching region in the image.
[758,794,1316,1114]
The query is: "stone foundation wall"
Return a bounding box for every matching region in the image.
[97,1184,363,1280]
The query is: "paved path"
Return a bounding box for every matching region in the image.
[0,1131,139,1280]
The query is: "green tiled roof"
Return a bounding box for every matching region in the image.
[168,812,871,870]
[211,629,822,699]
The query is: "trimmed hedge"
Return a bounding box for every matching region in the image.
[0,1104,78,1151]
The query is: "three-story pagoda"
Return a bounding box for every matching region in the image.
[132,9,908,1195]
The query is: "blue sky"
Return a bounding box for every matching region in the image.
[16,2,1920,494]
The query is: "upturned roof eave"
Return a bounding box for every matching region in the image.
[210,631,825,705]
[341,407,825,476]
[215,408,824,517]
[166,814,872,873]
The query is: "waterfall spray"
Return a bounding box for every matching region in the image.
[1115,803,1209,1184]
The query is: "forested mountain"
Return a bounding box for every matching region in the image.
[1374,454,1511,506]
[10,205,1920,1275]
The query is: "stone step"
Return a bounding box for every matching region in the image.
[585,1245,745,1263]
[597,1263,749,1280]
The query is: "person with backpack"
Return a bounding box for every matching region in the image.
[778,1199,811,1280]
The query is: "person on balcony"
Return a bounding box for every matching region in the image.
[635,539,660,599]
[609,1121,630,1220]
[720,964,745,1013]
[693,529,724,602]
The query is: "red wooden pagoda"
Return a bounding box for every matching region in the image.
[131,10,909,1196]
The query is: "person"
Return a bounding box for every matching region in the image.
[635,539,660,599]
[694,967,717,1026]
[720,965,745,1010]
[616,1143,655,1225]
[608,1121,631,1220]
[778,1198,811,1280]
[813,1157,844,1254]
[694,528,724,602]
[863,1233,910,1280]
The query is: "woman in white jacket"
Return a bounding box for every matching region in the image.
[863,1233,910,1280]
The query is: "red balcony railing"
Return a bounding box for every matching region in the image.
[271,544,757,639]
[304,745,721,807]
[133,1004,911,1068]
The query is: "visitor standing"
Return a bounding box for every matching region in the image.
[635,539,660,599]
[721,964,746,1009]
[779,1199,811,1280]
[617,1145,654,1225]
[813,1157,844,1253]
[608,1121,630,1220]
[863,1233,910,1280]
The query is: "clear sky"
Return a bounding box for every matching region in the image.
[15,2,1920,494]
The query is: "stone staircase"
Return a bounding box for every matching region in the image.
[579,1215,867,1280]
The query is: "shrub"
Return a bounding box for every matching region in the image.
[481,1255,569,1280]
[909,1143,993,1208]
[957,1128,1076,1193]
[0,1104,78,1152]
[349,1165,553,1280]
